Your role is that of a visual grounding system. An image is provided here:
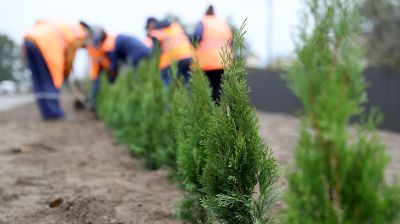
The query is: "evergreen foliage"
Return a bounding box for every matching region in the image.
[96,21,281,224]
[284,0,400,223]
[97,56,176,169]
[175,63,214,223]
[200,21,279,224]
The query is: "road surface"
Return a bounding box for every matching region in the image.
[0,94,34,112]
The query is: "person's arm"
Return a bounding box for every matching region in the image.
[90,60,100,79]
[148,20,171,56]
[148,29,163,56]
[150,36,161,55]
[190,22,203,46]
[106,51,118,81]
[88,46,103,80]
[143,36,153,49]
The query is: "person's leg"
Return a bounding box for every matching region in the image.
[24,41,41,94]
[161,67,172,86]
[90,74,101,111]
[205,69,224,103]
[212,69,223,103]
[24,40,63,119]
[177,58,192,84]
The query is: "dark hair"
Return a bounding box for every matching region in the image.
[206,5,214,15]
[79,21,90,30]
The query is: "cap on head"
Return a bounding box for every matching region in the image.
[90,26,106,47]
[206,5,214,15]
[146,17,158,29]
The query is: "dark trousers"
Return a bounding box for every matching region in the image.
[161,58,192,85]
[90,74,101,110]
[24,40,64,119]
[205,69,224,103]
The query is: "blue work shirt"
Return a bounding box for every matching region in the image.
[106,34,151,74]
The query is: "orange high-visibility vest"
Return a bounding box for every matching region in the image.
[150,22,192,69]
[25,20,87,88]
[196,16,232,71]
[87,34,116,80]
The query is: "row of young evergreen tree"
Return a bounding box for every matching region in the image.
[95,0,400,223]
[97,21,279,223]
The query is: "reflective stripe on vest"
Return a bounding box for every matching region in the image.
[150,23,192,69]
[25,20,85,88]
[88,34,116,80]
[196,16,232,71]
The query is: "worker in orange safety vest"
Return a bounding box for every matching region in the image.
[87,26,151,110]
[191,5,233,102]
[23,20,90,119]
[146,17,193,85]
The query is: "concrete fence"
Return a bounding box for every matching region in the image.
[246,67,400,132]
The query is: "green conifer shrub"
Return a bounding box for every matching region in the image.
[175,63,214,223]
[97,55,176,169]
[151,65,182,169]
[107,69,133,128]
[96,73,110,121]
[96,72,117,126]
[284,0,400,223]
[126,56,171,169]
[96,67,136,130]
[200,21,280,224]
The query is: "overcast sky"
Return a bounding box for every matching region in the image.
[0,0,302,74]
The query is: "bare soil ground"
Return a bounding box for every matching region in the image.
[258,111,400,180]
[0,98,398,224]
[0,98,181,224]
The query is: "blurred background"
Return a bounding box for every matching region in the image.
[0,0,301,77]
[0,0,399,131]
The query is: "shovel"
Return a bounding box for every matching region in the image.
[65,81,89,110]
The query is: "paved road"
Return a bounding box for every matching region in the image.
[0,94,34,112]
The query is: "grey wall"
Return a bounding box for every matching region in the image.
[246,67,400,132]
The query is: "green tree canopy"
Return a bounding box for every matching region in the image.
[0,33,19,81]
[361,0,400,70]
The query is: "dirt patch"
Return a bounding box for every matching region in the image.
[0,97,181,224]
[0,97,398,223]
[257,111,400,180]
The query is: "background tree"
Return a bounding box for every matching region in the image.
[0,33,20,81]
[361,0,400,70]
[284,0,400,223]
